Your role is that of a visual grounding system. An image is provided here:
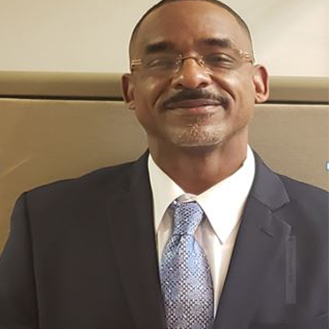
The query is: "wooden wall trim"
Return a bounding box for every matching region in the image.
[0,71,328,103]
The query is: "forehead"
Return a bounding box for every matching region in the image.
[131,1,251,57]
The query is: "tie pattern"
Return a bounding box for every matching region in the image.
[160,201,214,329]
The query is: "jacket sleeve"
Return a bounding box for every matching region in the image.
[0,193,38,328]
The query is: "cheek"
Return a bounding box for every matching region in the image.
[133,76,166,109]
[225,73,256,109]
[132,77,166,130]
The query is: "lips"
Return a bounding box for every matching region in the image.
[165,98,222,109]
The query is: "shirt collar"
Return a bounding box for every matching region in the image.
[148,146,255,244]
[148,155,185,233]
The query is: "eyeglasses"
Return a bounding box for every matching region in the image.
[131,48,254,75]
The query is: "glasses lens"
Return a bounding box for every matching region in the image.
[204,49,242,70]
[144,55,177,73]
[135,48,251,75]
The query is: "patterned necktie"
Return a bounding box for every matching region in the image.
[160,200,214,329]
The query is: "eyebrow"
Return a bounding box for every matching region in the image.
[144,41,175,55]
[201,38,235,49]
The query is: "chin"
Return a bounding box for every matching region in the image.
[168,125,228,148]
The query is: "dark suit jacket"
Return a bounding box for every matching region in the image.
[0,152,328,329]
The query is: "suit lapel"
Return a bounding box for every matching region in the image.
[213,153,292,329]
[106,152,166,329]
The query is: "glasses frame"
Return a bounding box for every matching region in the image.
[130,48,254,73]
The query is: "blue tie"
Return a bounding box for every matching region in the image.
[160,201,214,329]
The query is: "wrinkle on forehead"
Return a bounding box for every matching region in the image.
[130,1,252,59]
[142,38,241,57]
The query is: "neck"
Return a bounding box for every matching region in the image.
[149,133,249,195]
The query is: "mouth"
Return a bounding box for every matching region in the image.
[164,98,224,115]
[165,98,219,108]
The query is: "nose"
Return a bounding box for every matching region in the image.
[171,57,212,90]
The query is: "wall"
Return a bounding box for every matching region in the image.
[0,0,328,76]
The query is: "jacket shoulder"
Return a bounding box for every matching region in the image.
[275,174,328,235]
[278,174,328,205]
[24,161,136,208]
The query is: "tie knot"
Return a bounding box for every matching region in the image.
[171,201,204,236]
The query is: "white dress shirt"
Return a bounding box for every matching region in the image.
[148,146,255,314]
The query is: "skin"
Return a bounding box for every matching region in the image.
[122,1,269,194]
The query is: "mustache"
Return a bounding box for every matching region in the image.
[162,89,228,108]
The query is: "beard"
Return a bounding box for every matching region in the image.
[166,116,229,148]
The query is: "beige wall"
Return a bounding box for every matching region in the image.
[0,0,328,76]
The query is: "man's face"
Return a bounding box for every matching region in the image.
[122,1,268,150]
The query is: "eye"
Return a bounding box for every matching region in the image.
[204,53,236,68]
[144,56,176,70]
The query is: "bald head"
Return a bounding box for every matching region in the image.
[129,0,253,58]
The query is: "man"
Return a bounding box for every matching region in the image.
[0,0,327,328]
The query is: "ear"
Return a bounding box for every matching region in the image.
[252,65,269,104]
[121,73,136,110]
